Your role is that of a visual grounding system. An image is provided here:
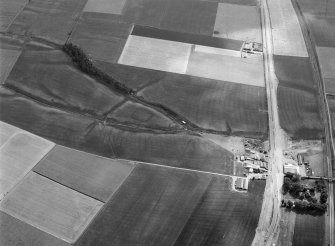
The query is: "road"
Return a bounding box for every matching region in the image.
[291,0,334,244]
[252,0,285,245]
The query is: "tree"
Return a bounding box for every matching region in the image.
[287,200,294,208]
[320,190,328,204]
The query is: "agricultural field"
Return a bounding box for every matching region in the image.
[0,121,54,199]
[0,35,23,84]
[0,0,272,245]
[0,172,103,244]
[34,145,134,202]
[0,211,70,246]
[0,0,27,32]
[7,0,87,44]
[292,214,325,246]
[268,0,308,57]
[76,164,265,246]
[274,55,323,139]
[138,75,267,137]
[213,3,262,43]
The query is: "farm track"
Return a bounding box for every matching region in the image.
[292,0,335,244]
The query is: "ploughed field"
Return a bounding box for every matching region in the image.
[0,0,268,245]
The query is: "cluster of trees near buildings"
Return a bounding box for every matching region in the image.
[282,174,328,215]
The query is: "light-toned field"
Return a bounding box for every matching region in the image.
[213,3,262,43]
[34,145,134,202]
[194,45,241,57]
[186,50,265,87]
[0,0,27,31]
[83,0,126,15]
[0,121,21,146]
[118,35,192,74]
[0,172,103,244]
[268,0,308,57]
[0,125,54,199]
[316,47,335,79]
[0,48,21,84]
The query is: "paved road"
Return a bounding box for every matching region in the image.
[252,0,285,245]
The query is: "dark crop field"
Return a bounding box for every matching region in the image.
[34,145,134,202]
[5,42,125,117]
[292,214,325,246]
[0,87,235,175]
[0,211,70,246]
[139,73,268,137]
[274,55,323,139]
[75,164,265,246]
[108,100,180,129]
[7,0,87,44]
[69,12,132,63]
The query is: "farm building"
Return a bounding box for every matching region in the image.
[235,178,249,190]
[283,163,299,174]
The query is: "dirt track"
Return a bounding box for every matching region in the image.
[252,0,285,245]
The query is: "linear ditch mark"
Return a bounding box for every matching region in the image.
[1,84,187,135]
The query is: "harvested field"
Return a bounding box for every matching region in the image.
[277,86,323,139]
[0,87,236,175]
[316,47,335,79]
[305,14,335,47]
[213,3,262,43]
[76,164,265,246]
[139,72,268,137]
[107,100,180,129]
[0,0,27,31]
[34,145,134,202]
[0,211,70,246]
[0,131,54,199]
[69,12,132,63]
[83,0,126,15]
[0,120,21,147]
[194,45,241,57]
[118,35,192,74]
[292,214,325,246]
[186,49,264,86]
[0,172,103,244]
[6,44,124,117]
[131,25,243,51]
[7,0,87,44]
[268,0,308,57]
